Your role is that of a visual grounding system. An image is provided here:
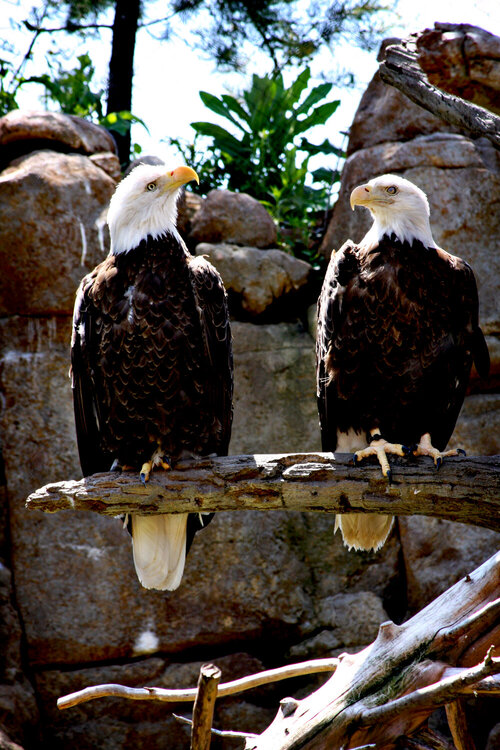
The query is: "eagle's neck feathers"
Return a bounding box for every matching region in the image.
[360,205,436,252]
[107,189,182,255]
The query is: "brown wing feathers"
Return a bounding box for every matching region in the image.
[72,236,232,476]
[317,236,488,452]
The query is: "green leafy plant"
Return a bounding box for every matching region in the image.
[171,68,343,264]
[13,53,147,160]
[0,58,23,116]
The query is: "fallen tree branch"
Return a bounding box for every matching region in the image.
[245,552,500,749]
[378,31,500,150]
[26,453,500,532]
[357,651,500,728]
[57,657,340,710]
[56,554,500,748]
[191,663,221,750]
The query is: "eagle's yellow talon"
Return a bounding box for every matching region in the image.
[354,430,405,480]
[140,461,152,484]
[412,432,464,469]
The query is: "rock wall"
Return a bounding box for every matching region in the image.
[0,57,498,750]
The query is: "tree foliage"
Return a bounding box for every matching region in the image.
[170,0,391,72]
[171,67,343,264]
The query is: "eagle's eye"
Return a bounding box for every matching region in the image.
[146,182,157,192]
[386,186,398,195]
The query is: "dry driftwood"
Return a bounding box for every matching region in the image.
[57,658,341,710]
[190,664,221,750]
[378,30,500,150]
[244,551,500,749]
[26,453,500,532]
[55,553,500,748]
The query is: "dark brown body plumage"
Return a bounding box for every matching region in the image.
[71,233,233,550]
[316,234,489,452]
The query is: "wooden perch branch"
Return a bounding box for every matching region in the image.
[57,657,340,710]
[27,453,500,532]
[378,33,500,150]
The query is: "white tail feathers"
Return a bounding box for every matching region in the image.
[335,513,394,552]
[131,513,188,590]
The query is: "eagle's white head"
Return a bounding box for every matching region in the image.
[107,163,199,255]
[350,174,437,251]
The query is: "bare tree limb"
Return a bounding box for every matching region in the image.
[378,33,500,150]
[57,657,340,710]
[191,664,221,750]
[357,652,500,728]
[245,552,500,749]
[27,453,500,532]
[174,714,260,741]
[445,700,476,750]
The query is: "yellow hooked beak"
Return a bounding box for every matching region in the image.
[161,166,199,193]
[350,184,371,210]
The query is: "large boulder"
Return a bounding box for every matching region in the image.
[346,39,458,157]
[0,150,115,315]
[0,110,117,166]
[416,24,500,115]
[399,515,500,613]
[189,189,277,247]
[196,243,312,317]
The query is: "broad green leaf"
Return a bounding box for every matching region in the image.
[294,101,340,133]
[294,83,334,117]
[221,94,250,127]
[190,121,246,159]
[199,91,243,131]
[300,137,344,157]
[311,166,339,183]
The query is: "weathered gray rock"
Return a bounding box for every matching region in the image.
[289,591,388,658]
[0,150,114,315]
[399,515,500,613]
[189,189,277,247]
[347,63,456,157]
[196,243,312,316]
[453,393,500,455]
[89,152,121,181]
[0,110,117,157]
[229,321,320,453]
[0,564,38,746]
[416,25,500,114]
[177,189,203,239]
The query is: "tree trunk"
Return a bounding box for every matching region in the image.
[107,0,141,166]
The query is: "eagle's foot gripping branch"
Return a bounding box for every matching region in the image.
[140,452,172,485]
[411,432,466,469]
[353,430,411,482]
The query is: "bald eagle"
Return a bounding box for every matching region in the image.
[316,174,489,552]
[71,164,233,590]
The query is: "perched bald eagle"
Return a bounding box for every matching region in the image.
[316,174,489,552]
[71,164,233,590]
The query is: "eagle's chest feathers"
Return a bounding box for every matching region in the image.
[94,239,197,339]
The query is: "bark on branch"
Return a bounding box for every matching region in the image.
[378,30,500,150]
[26,453,500,532]
[55,553,500,749]
[245,551,500,749]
